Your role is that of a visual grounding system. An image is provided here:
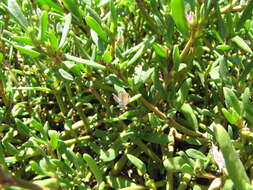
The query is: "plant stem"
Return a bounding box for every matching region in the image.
[54,92,67,115]
[136,0,161,35]
[134,139,162,163]
[164,129,175,190]
[88,87,111,115]
[64,136,91,145]
[220,0,239,13]
[180,30,195,60]
[0,167,44,190]
[110,154,128,176]
[140,97,204,138]
[65,83,90,132]
[0,78,9,106]
[120,185,148,190]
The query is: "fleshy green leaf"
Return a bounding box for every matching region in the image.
[181,163,194,175]
[133,66,154,90]
[223,87,241,115]
[185,149,206,160]
[14,45,41,57]
[176,78,192,109]
[58,13,72,49]
[222,108,239,125]
[15,118,33,137]
[85,16,107,41]
[180,103,198,131]
[58,68,74,81]
[236,0,253,30]
[38,11,48,42]
[139,132,171,144]
[170,0,189,37]
[37,0,64,13]
[126,37,155,67]
[242,88,253,125]
[152,42,167,57]
[4,0,28,29]
[83,153,103,184]
[48,130,60,149]
[232,36,253,54]
[100,148,116,162]
[214,124,251,190]
[106,176,136,189]
[126,154,146,175]
[64,54,107,70]
[164,156,188,172]
[60,0,82,21]
[12,87,52,92]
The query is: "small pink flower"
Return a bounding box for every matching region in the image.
[186,12,194,25]
[211,145,227,174]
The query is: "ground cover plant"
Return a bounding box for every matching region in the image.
[1,0,253,189]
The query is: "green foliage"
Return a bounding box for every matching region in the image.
[214,124,252,190]
[1,0,253,189]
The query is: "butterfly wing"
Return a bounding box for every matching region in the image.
[118,92,129,107]
[113,92,130,107]
[113,93,121,104]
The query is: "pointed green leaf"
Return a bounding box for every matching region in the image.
[133,66,154,90]
[29,119,43,133]
[48,130,60,149]
[4,0,28,29]
[140,132,172,144]
[164,156,188,172]
[242,88,253,125]
[236,0,253,30]
[15,118,33,137]
[180,103,198,131]
[86,6,102,24]
[126,37,155,67]
[60,0,82,21]
[152,67,168,100]
[51,159,74,174]
[85,16,107,41]
[64,54,107,70]
[223,87,241,114]
[170,0,189,37]
[100,148,116,162]
[152,42,167,57]
[176,78,192,109]
[30,160,46,175]
[172,45,181,71]
[58,68,74,81]
[106,176,136,189]
[14,45,41,57]
[65,148,80,171]
[38,11,48,42]
[232,36,253,54]
[0,142,5,166]
[13,87,52,92]
[126,154,146,175]
[181,163,194,175]
[222,108,239,125]
[59,13,71,49]
[37,0,64,13]
[83,153,103,184]
[185,148,206,160]
[214,124,251,190]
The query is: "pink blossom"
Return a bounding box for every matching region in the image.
[186,12,194,25]
[211,145,227,174]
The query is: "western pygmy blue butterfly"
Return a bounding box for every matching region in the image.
[113,91,130,108]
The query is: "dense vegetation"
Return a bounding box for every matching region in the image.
[1,0,253,189]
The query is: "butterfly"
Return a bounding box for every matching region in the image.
[113,91,130,107]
